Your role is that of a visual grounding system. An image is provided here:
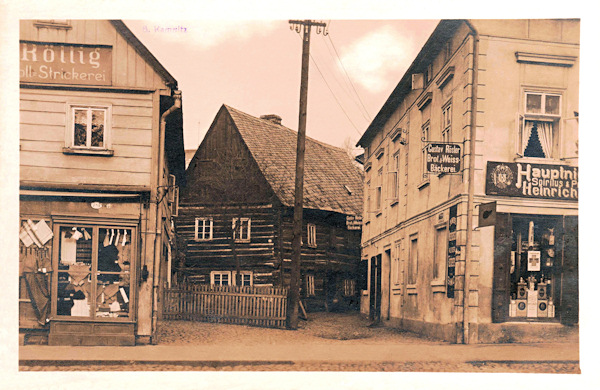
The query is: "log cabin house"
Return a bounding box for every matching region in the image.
[19,20,186,345]
[177,105,364,311]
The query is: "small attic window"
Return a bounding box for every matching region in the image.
[344,185,353,195]
[34,20,72,30]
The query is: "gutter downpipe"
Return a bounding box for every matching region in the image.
[152,90,181,344]
[463,21,479,344]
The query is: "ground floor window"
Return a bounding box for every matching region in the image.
[54,224,134,320]
[210,270,253,286]
[305,274,315,296]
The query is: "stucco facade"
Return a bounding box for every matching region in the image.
[357,19,579,344]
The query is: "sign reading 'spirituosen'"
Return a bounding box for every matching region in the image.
[486,161,578,200]
[20,41,112,86]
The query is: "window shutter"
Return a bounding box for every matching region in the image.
[492,213,512,323]
[167,174,176,203]
[170,186,179,217]
[560,216,578,325]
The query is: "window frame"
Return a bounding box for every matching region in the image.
[210,271,231,286]
[194,217,213,241]
[305,274,316,297]
[307,223,317,248]
[64,103,113,156]
[232,217,251,243]
[442,101,452,143]
[408,234,419,286]
[419,121,431,187]
[518,90,562,159]
[433,224,448,282]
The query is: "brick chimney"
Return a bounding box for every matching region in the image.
[260,114,282,125]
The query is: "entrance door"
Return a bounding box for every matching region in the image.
[369,254,382,322]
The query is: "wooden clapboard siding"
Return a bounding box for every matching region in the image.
[20,20,169,90]
[19,87,154,187]
[20,166,151,187]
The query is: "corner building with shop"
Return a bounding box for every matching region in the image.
[356,19,579,344]
[18,20,185,345]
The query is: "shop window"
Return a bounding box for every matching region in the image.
[433,225,447,281]
[232,218,251,242]
[408,235,419,285]
[64,104,112,155]
[305,274,315,296]
[195,217,213,241]
[519,92,561,158]
[508,216,561,320]
[211,271,231,286]
[307,223,317,248]
[55,225,134,320]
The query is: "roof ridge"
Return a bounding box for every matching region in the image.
[223,104,349,155]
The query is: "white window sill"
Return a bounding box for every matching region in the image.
[431,280,446,293]
[417,180,430,190]
[63,147,114,157]
[234,239,251,243]
[390,199,399,207]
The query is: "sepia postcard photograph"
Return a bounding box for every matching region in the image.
[1,0,598,389]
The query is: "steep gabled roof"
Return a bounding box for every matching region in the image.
[225,105,363,217]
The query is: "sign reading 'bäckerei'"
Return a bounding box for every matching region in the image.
[20,41,112,86]
[426,143,461,174]
[486,161,578,200]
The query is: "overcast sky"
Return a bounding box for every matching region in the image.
[124,20,438,152]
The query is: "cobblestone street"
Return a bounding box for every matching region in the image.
[19,360,580,373]
[19,312,580,374]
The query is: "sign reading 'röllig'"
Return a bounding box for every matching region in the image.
[20,41,112,86]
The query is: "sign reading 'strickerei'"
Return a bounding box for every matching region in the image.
[20,41,112,86]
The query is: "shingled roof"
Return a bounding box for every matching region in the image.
[225,105,363,217]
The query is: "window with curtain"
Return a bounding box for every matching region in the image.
[521,92,561,158]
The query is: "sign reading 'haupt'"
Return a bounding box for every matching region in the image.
[486,161,578,200]
[20,41,112,86]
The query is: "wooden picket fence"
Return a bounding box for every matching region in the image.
[162,283,288,328]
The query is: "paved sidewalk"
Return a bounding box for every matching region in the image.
[19,341,579,364]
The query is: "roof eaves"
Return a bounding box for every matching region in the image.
[357,19,465,147]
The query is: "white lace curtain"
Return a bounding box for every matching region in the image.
[524,120,553,158]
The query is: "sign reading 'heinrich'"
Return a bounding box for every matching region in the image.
[425,143,461,174]
[20,41,112,86]
[486,161,578,200]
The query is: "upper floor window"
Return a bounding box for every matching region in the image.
[307,223,317,248]
[442,102,452,143]
[64,104,112,155]
[420,122,430,182]
[232,218,251,242]
[195,217,213,241]
[388,152,399,203]
[520,92,561,159]
[376,168,383,213]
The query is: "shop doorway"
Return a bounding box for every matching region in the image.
[369,254,382,323]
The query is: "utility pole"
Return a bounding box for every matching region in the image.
[287,19,327,330]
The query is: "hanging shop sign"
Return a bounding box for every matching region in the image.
[486,161,578,200]
[346,215,363,230]
[426,143,461,174]
[20,41,112,86]
[446,204,458,298]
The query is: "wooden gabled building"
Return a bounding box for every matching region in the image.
[177,105,364,311]
[19,20,185,345]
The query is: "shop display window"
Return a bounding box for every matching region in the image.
[55,224,134,321]
[508,216,560,319]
